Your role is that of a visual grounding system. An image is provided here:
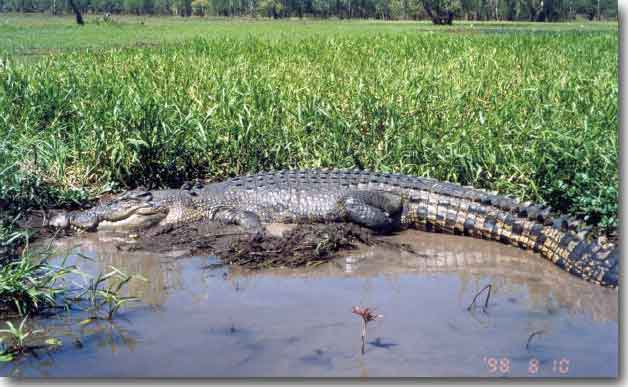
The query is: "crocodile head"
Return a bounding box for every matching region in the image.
[48,191,169,232]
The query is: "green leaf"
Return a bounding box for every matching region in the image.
[0,353,14,362]
[128,138,149,147]
[45,338,62,346]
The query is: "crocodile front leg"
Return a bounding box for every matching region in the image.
[338,191,404,232]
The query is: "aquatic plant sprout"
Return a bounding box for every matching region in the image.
[352,306,383,355]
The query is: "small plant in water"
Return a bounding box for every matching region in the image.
[0,316,61,362]
[0,247,79,317]
[526,330,545,351]
[352,306,383,355]
[467,284,493,313]
[79,266,146,324]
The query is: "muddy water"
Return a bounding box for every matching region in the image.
[2,228,618,378]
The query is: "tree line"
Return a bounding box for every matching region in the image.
[0,0,617,23]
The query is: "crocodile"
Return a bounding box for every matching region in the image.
[48,169,619,288]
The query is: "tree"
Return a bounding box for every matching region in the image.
[94,0,124,12]
[257,0,282,17]
[459,0,477,19]
[153,0,173,14]
[0,0,618,22]
[124,0,142,14]
[191,0,205,14]
[177,0,192,15]
[311,0,330,16]
[505,0,516,20]
[421,0,456,24]
[143,0,155,13]
[522,0,542,20]
[540,0,560,21]
[67,0,85,24]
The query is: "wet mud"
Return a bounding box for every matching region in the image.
[82,221,423,270]
[135,222,374,266]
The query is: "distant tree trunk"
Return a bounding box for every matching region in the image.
[525,0,542,20]
[505,0,515,20]
[179,0,191,16]
[541,0,557,21]
[68,0,85,24]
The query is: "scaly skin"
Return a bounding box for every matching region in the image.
[49,169,620,288]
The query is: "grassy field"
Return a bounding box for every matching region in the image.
[0,14,617,56]
[0,15,619,239]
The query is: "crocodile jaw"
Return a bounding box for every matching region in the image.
[48,205,168,232]
[96,212,167,231]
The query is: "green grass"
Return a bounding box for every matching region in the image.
[0,14,617,56]
[0,250,78,317]
[0,15,619,236]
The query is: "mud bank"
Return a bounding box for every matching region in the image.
[74,221,423,270]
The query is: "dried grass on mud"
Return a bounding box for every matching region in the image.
[118,222,418,269]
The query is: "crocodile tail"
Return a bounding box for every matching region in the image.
[402,195,619,288]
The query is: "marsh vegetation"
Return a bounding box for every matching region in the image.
[1,17,618,232]
[0,17,618,350]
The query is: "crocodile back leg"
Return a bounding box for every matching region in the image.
[338,191,404,232]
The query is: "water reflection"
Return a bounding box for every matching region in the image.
[11,228,616,377]
[46,229,618,323]
[49,235,184,308]
[227,231,618,322]
[78,320,139,354]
